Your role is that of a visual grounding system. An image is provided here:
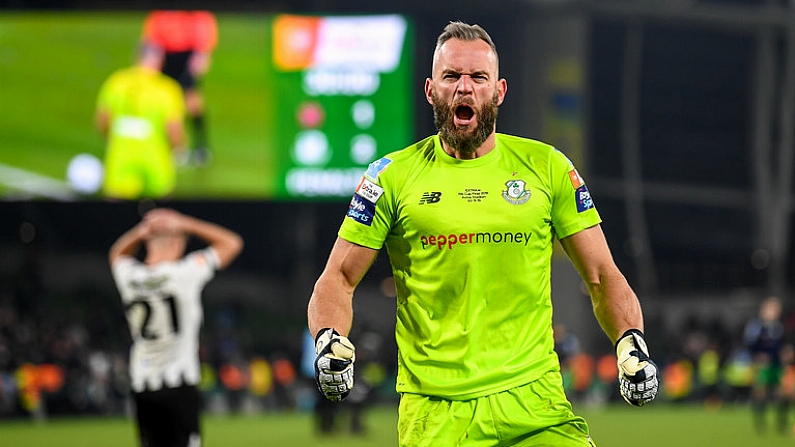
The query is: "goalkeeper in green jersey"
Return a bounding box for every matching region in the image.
[308,21,658,447]
[95,44,187,200]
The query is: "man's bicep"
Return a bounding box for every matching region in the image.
[309,237,378,337]
[559,224,618,283]
[325,237,380,289]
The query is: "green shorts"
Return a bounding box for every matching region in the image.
[104,145,175,199]
[755,364,783,388]
[398,370,595,447]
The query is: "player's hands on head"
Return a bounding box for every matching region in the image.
[136,220,154,240]
[314,328,356,402]
[615,329,659,407]
[144,208,184,235]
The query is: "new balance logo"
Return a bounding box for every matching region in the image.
[419,191,442,205]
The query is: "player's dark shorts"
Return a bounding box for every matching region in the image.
[133,384,202,447]
[161,51,197,90]
[755,364,784,388]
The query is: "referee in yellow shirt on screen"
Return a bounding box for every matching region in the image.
[95,44,186,200]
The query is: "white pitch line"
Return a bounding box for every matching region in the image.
[0,163,78,200]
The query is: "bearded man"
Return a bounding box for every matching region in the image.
[307,21,658,447]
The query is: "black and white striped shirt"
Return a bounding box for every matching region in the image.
[112,248,218,392]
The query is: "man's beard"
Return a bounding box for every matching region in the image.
[433,91,499,155]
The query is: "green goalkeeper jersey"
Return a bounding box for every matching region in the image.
[96,66,184,198]
[97,65,184,157]
[339,133,602,400]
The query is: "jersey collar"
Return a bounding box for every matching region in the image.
[433,134,501,167]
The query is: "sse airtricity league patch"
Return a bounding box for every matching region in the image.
[364,157,392,181]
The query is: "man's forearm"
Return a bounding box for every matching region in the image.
[180,215,234,244]
[307,277,354,338]
[178,215,243,268]
[109,226,144,262]
[591,272,644,343]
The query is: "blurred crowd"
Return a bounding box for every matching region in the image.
[0,294,396,428]
[556,295,795,435]
[2,288,795,433]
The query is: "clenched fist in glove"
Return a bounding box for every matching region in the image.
[314,328,356,402]
[616,329,659,407]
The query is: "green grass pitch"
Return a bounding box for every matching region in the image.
[0,11,276,198]
[1,403,794,446]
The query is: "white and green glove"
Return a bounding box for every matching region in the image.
[314,328,356,402]
[616,329,659,407]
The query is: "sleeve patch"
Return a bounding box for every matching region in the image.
[575,185,594,213]
[364,157,392,181]
[568,169,584,189]
[355,177,384,203]
[346,194,376,226]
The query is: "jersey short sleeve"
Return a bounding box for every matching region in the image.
[183,247,219,281]
[142,11,218,53]
[96,70,123,113]
[548,148,602,239]
[111,256,138,295]
[191,11,218,53]
[338,155,400,250]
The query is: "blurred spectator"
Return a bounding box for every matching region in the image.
[595,353,620,404]
[142,10,218,167]
[777,343,795,435]
[697,347,722,407]
[218,356,249,412]
[271,353,297,409]
[301,328,335,434]
[554,323,590,399]
[554,323,581,364]
[662,358,695,401]
[743,296,786,435]
[247,356,274,410]
[723,347,754,403]
[345,329,385,435]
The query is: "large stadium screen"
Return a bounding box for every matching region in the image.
[273,14,413,199]
[0,12,413,201]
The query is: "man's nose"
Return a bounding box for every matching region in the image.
[456,75,474,94]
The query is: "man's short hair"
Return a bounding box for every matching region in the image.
[435,21,498,57]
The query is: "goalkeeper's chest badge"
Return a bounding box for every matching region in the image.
[502,179,531,205]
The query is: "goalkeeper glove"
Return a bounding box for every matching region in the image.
[314,328,356,402]
[616,329,659,407]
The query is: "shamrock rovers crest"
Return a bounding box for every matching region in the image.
[502,179,531,205]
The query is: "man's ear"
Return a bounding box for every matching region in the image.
[496,78,507,106]
[424,78,434,105]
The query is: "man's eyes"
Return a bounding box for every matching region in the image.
[443,73,488,81]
